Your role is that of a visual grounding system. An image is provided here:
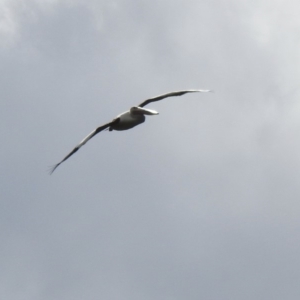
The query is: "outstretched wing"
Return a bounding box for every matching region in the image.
[49,118,120,174]
[137,89,211,107]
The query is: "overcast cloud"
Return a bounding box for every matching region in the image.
[1,0,300,299]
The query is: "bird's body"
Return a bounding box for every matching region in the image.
[111,106,158,131]
[111,111,144,131]
[50,89,211,174]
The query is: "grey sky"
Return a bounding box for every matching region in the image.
[1,0,300,299]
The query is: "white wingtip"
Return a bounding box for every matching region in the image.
[197,89,213,93]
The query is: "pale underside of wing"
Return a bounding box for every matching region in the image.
[137,89,211,107]
[49,118,119,174]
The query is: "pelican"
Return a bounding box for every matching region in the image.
[50,89,211,174]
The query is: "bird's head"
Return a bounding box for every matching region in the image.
[130,106,159,116]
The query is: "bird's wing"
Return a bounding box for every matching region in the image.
[49,118,120,174]
[137,89,211,107]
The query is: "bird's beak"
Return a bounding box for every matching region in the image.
[135,107,159,115]
[139,107,158,115]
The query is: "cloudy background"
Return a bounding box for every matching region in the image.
[1,0,300,299]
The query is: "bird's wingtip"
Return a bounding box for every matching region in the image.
[201,89,213,93]
[48,164,59,175]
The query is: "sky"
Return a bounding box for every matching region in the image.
[1,0,300,299]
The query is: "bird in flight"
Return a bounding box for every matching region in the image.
[49,89,211,174]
